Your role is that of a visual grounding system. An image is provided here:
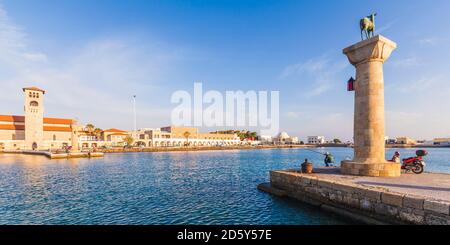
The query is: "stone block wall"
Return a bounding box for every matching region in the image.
[270,171,450,225]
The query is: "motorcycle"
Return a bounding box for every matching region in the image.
[401,150,427,174]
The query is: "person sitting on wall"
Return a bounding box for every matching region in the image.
[390,151,401,163]
[324,152,335,167]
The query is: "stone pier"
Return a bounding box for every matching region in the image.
[341,35,400,177]
[262,169,450,225]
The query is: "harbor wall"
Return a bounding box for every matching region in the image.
[270,170,450,225]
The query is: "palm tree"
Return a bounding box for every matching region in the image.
[86,124,95,134]
[93,128,103,141]
[123,135,134,147]
[183,131,191,146]
[333,138,342,144]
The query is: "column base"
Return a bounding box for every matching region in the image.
[341,161,401,177]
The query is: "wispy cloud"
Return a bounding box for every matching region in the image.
[0,5,184,129]
[279,57,330,79]
[376,19,398,34]
[397,76,441,93]
[279,55,348,97]
[390,57,420,68]
[417,37,447,46]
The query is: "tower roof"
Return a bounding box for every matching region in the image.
[23,87,46,94]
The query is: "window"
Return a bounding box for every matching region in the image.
[53,135,56,141]
[30,101,39,107]
[29,92,32,98]
[12,134,15,140]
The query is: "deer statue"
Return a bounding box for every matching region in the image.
[360,13,377,40]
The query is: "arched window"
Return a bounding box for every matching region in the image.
[30,101,39,107]
[53,134,56,141]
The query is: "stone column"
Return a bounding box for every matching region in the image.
[341,35,400,177]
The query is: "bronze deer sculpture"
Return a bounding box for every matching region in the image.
[360,13,377,40]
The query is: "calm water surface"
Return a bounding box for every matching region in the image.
[0,147,448,224]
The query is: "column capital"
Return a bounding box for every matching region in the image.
[343,35,397,66]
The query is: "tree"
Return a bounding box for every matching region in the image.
[183,131,191,146]
[86,124,95,134]
[333,138,342,144]
[123,135,134,147]
[93,128,103,140]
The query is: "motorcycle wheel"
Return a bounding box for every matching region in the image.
[412,164,424,174]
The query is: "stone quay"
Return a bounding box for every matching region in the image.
[259,168,450,225]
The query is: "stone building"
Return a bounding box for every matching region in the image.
[307,136,325,145]
[433,138,450,146]
[273,132,299,145]
[134,126,241,147]
[396,137,417,145]
[0,87,130,151]
[77,128,129,149]
[0,87,77,151]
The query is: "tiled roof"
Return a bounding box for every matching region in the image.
[0,124,25,130]
[23,87,46,94]
[103,128,127,133]
[0,115,73,124]
[43,126,72,132]
[43,117,74,125]
[0,115,25,122]
[0,124,71,132]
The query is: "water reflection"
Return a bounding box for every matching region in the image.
[0,148,448,224]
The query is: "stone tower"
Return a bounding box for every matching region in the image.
[341,36,401,177]
[23,87,45,150]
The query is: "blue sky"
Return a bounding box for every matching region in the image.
[0,0,449,141]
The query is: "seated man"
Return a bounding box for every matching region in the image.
[390,151,401,163]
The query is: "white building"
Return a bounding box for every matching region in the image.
[133,126,241,147]
[273,132,300,145]
[259,135,273,144]
[307,136,325,145]
[286,137,299,144]
[433,138,450,146]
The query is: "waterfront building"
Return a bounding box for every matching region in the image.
[133,126,241,147]
[385,137,397,145]
[433,138,450,146]
[0,87,78,151]
[307,136,325,145]
[273,132,299,145]
[0,87,131,151]
[286,136,299,144]
[396,137,417,145]
[259,135,273,144]
[77,128,130,149]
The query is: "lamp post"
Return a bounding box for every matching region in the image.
[133,95,137,139]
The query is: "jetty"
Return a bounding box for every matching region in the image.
[2,150,104,159]
[259,168,450,225]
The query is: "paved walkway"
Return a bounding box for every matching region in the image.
[303,168,450,202]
